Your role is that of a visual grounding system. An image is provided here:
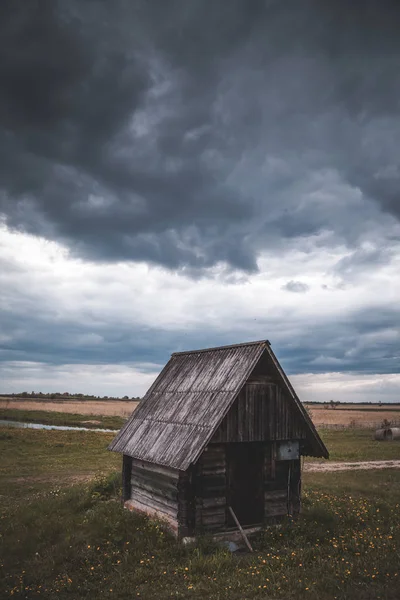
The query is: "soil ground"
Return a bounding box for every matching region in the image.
[305,459,400,472]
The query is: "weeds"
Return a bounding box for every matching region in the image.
[1,471,399,599]
[90,472,122,501]
[1,428,399,599]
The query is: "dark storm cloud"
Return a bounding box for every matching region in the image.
[0,299,235,368]
[0,0,400,271]
[0,309,168,366]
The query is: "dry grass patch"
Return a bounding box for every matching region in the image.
[305,405,400,428]
[0,399,138,417]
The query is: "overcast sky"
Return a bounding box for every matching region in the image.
[1,0,400,401]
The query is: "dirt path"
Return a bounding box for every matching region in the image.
[6,473,95,485]
[305,460,400,472]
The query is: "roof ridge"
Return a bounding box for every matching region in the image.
[171,339,270,356]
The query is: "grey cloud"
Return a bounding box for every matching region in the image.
[282,281,310,293]
[267,306,400,376]
[0,0,400,272]
[2,293,399,377]
[334,246,394,280]
[2,227,399,380]
[0,301,235,368]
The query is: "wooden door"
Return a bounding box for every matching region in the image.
[227,443,264,527]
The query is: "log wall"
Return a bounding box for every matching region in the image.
[194,444,227,533]
[127,458,180,535]
[177,468,195,538]
[125,443,302,536]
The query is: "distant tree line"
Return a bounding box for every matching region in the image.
[0,391,141,401]
[305,400,341,408]
[305,400,400,406]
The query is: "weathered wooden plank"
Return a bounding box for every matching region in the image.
[211,380,309,444]
[193,445,227,532]
[131,478,178,502]
[202,511,226,525]
[247,375,275,383]
[228,506,254,552]
[203,523,225,534]
[131,488,178,516]
[201,458,225,466]
[200,477,225,486]
[201,468,225,477]
[202,496,226,509]
[131,470,179,493]
[202,457,225,464]
[264,490,287,501]
[132,458,180,480]
[203,445,225,454]
[131,482,178,505]
[265,502,287,517]
[202,460,225,469]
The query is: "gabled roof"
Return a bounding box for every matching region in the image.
[108,340,328,469]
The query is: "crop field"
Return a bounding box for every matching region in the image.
[3,398,400,429]
[2,398,400,430]
[1,426,400,599]
[0,398,138,417]
[304,404,400,428]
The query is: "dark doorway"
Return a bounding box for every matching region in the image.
[227,443,264,527]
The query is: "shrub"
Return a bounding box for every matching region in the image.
[89,471,122,501]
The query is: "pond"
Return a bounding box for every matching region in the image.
[0,419,118,433]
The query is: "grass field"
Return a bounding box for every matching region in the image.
[308,428,400,462]
[0,408,126,430]
[1,427,400,599]
[0,428,119,501]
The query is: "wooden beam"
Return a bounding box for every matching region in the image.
[228,506,253,552]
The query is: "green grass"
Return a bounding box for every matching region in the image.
[304,469,400,502]
[0,408,126,430]
[0,428,119,501]
[309,427,400,462]
[1,427,400,599]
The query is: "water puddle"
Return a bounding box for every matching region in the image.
[0,419,118,433]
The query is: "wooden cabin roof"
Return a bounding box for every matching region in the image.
[108,340,328,469]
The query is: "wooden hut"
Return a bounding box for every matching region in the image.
[109,340,328,538]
